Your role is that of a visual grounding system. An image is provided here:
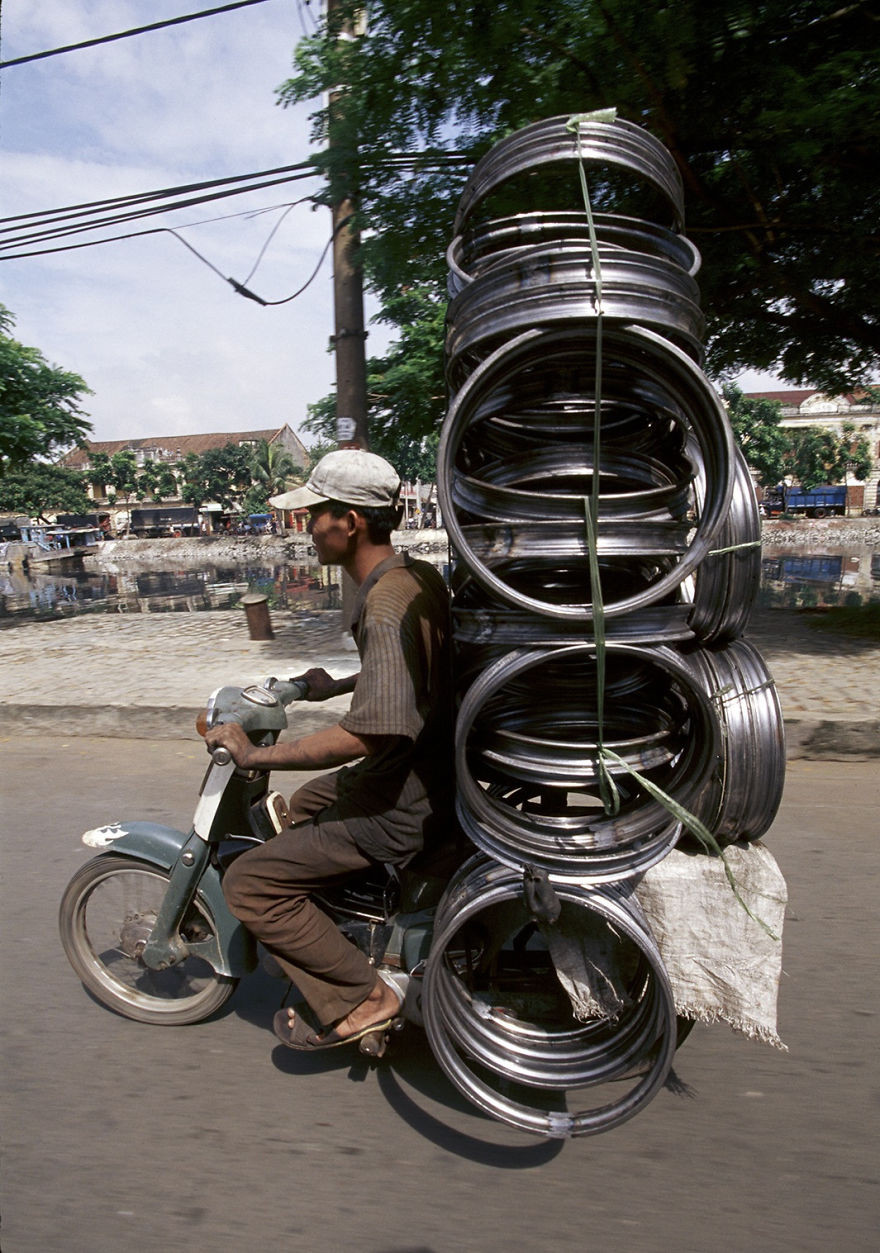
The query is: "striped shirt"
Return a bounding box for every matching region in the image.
[336,553,454,861]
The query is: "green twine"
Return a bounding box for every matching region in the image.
[599,747,780,940]
[707,539,762,556]
[567,112,617,814]
[563,111,776,940]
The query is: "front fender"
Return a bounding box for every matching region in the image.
[81,820,256,978]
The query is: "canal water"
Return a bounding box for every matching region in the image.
[0,559,341,627]
[2,544,877,627]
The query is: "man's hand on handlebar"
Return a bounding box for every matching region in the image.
[204,721,258,769]
[292,667,358,701]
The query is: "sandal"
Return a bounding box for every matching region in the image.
[273,1007,399,1052]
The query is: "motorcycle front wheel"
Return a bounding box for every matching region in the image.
[60,855,238,1025]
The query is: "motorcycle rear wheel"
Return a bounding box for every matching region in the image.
[60,855,238,1025]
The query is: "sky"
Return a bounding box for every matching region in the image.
[1,0,779,451]
[0,0,385,447]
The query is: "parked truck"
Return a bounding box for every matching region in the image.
[762,484,848,518]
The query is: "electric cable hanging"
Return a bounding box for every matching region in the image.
[0,175,320,254]
[0,0,276,69]
[0,162,315,229]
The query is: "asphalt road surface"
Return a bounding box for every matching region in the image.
[1,735,877,1252]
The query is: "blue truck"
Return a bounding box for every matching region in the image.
[762,484,847,517]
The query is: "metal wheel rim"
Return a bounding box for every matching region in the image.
[422,855,677,1138]
[68,862,225,1016]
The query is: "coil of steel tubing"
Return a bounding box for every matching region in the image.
[433,936,660,1088]
[679,638,786,844]
[453,643,721,882]
[438,325,734,621]
[450,518,687,614]
[422,855,677,1137]
[684,444,763,642]
[451,602,695,655]
[449,555,682,617]
[445,245,706,373]
[451,367,694,448]
[450,234,700,293]
[427,858,674,1086]
[451,444,695,524]
[447,213,701,296]
[453,114,685,236]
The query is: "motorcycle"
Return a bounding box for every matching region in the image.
[59,670,690,1137]
[58,673,462,1055]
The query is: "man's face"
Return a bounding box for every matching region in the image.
[307,503,353,564]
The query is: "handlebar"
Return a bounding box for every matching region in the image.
[266,676,310,704]
[199,674,311,761]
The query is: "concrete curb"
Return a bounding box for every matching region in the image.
[3,703,876,759]
[1,704,343,741]
[782,718,879,760]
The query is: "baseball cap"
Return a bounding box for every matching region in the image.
[275,449,401,511]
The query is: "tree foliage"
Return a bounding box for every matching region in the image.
[281,0,880,451]
[176,443,255,511]
[723,384,872,492]
[784,422,871,491]
[0,463,92,520]
[137,459,179,501]
[722,385,790,487]
[242,438,304,513]
[303,290,446,478]
[88,451,140,505]
[0,305,93,474]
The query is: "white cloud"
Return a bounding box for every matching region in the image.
[0,0,357,444]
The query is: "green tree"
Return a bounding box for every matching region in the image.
[0,305,92,473]
[785,423,872,491]
[137,460,179,501]
[281,0,880,445]
[0,463,92,520]
[107,451,139,506]
[839,421,872,485]
[243,438,304,513]
[177,443,254,512]
[88,450,140,529]
[303,290,446,477]
[722,384,789,487]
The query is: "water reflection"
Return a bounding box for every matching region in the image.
[2,543,876,626]
[759,539,879,609]
[0,561,341,626]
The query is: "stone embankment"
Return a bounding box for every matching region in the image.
[88,516,878,571]
[761,516,880,548]
[90,526,449,570]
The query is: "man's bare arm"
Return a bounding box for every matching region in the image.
[204,720,378,771]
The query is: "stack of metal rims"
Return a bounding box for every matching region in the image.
[425,114,786,1138]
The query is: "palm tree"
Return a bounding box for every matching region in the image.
[246,439,302,512]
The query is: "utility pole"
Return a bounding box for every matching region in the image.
[327,0,368,450]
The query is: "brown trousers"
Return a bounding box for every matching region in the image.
[221,774,379,1027]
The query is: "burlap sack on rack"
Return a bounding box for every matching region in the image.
[635,842,787,1049]
[542,843,787,1049]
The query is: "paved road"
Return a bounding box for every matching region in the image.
[1,736,877,1251]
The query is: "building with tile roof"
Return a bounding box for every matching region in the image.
[63,424,308,472]
[62,425,309,533]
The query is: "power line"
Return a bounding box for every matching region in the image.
[0,172,319,252]
[0,161,315,227]
[0,0,276,69]
[0,153,472,256]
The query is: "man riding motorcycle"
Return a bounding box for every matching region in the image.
[205,449,453,1051]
